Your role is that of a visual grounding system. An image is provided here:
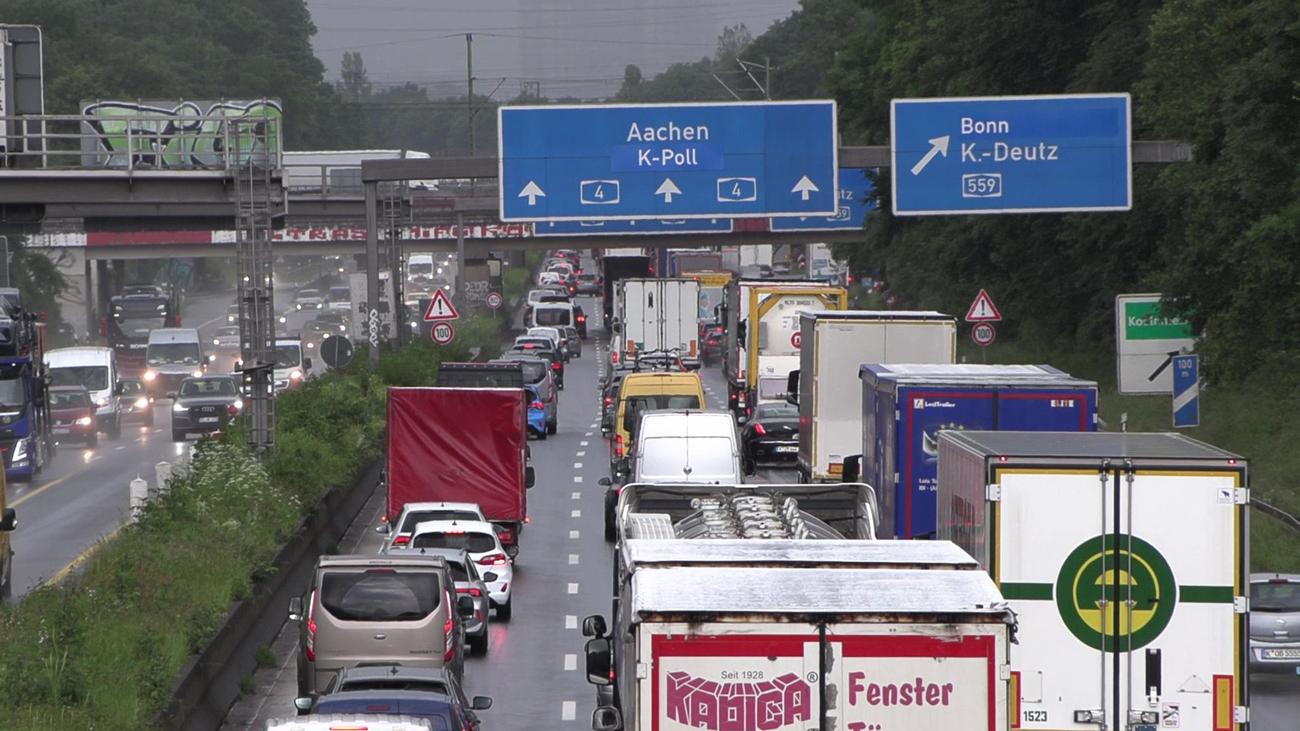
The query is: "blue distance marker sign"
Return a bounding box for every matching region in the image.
[498,101,838,222]
[533,217,733,238]
[891,94,1131,216]
[771,167,875,232]
[1171,354,1199,428]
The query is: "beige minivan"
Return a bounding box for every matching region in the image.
[290,554,474,698]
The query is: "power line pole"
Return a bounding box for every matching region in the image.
[466,33,475,156]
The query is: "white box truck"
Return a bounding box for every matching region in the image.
[583,538,1015,731]
[615,278,702,368]
[723,280,845,415]
[937,431,1248,731]
[790,310,957,482]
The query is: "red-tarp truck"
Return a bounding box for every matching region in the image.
[386,386,531,556]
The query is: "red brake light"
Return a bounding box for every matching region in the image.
[604,396,613,406]
[551,362,561,370]
[443,615,456,661]
[392,534,411,546]
[457,586,483,597]
[477,553,509,566]
[577,315,586,323]
[616,434,624,458]
[753,423,767,436]
[531,400,544,409]
[305,589,318,661]
[497,527,516,544]
[227,404,239,416]
[611,352,619,364]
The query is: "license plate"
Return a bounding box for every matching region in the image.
[52,427,70,435]
[1262,648,1300,659]
[198,417,220,424]
[775,445,798,453]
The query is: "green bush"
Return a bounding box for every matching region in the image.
[0,320,505,730]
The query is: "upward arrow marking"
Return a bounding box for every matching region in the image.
[518,180,546,205]
[792,176,819,201]
[655,178,682,203]
[910,136,950,176]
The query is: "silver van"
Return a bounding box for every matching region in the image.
[144,328,204,398]
[289,554,475,698]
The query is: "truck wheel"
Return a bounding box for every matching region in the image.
[470,632,489,656]
[538,429,548,441]
[547,420,557,435]
[495,598,512,622]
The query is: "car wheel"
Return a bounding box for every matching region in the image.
[538,429,548,441]
[495,598,512,622]
[547,420,557,435]
[471,632,489,656]
[743,456,755,476]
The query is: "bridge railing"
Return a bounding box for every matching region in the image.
[0,113,283,172]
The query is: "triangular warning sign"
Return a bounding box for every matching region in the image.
[964,288,1002,323]
[423,288,460,322]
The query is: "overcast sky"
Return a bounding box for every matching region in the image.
[305,0,801,100]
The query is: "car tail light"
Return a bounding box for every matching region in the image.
[551,362,561,371]
[305,590,318,662]
[753,423,767,436]
[392,534,411,546]
[497,527,515,545]
[443,615,456,662]
[729,391,738,402]
[531,400,544,410]
[478,553,509,566]
[457,586,483,597]
[610,351,619,364]
[603,396,613,406]
[616,434,624,458]
[689,339,697,357]
[577,314,586,323]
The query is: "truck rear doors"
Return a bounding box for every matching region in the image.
[993,462,1245,731]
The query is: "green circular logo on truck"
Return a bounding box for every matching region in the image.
[1055,535,1176,651]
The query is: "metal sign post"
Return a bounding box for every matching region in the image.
[365,180,381,367]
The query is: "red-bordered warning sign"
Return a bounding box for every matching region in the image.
[791,331,802,349]
[964,288,1002,322]
[423,288,460,321]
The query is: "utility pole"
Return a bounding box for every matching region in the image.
[765,56,771,100]
[466,33,475,157]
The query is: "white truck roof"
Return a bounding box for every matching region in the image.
[146,328,200,344]
[802,309,951,321]
[621,538,981,571]
[941,430,1243,462]
[629,565,1009,618]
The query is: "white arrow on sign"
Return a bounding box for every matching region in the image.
[517,180,546,206]
[791,175,820,201]
[910,135,950,176]
[655,178,682,203]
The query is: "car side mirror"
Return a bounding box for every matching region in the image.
[842,454,862,484]
[457,595,476,618]
[0,508,16,532]
[166,392,177,400]
[598,477,611,487]
[470,696,493,711]
[786,370,800,406]
[593,706,623,731]
[582,614,608,638]
[526,465,536,489]
[293,697,314,712]
[585,638,613,685]
[482,572,498,583]
[287,596,304,622]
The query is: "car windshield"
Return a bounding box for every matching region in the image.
[115,316,165,337]
[51,366,110,391]
[339,677,452,694]
[625,395,700,432]
[146,343,200,365]
[534,308,571,326]
[328,287,350,302]
[49,390,89,408]
[320,570,441,621]
[273,344,302,368]
[758,377,789,401]
[179,378,237,398]
[412,531,497,554]
[1252,580,1300,611]
[296,290,321,300]
[215,327,239,339]
[638,436,737,481]
[121,380,144,395]
[756,403,798,419]
[399,510,482,533]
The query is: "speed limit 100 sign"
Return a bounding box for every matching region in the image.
[971,322,996,347]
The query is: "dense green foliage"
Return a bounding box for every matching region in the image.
[0,325,504,729]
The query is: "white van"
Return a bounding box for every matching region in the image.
[274,337,310,392]
[46,346,124,438]
[527,301,574,330]
[144,329,205,398]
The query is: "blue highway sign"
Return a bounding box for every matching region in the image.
[533,218,733,238]
[771,167,875,232]
[891,94,1131,216]
[498,101,838,222]
[1171,354,1199,428]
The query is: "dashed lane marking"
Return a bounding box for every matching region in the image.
[576,451,586,457]
[573,462,583,469]
[569,554,580,565]
[567,582,579,594]
[569,530,580,539]
[584,431,593,437]
[580,440,589,446]
[562,701,576,721]
[564,653,577,671]
[571,509,581,518]
[571,491,581,499]
[566,615,577,629]
[573,476,583,483]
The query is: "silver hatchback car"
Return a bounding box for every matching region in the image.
[384,546,493,656]
[1249,573,1300,674]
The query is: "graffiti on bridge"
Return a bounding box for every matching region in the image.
[80,99,283,170]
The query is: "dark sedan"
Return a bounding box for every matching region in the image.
[170,375,242,441]
[740,402,800,474]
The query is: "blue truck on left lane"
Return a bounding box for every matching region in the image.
[0,287,53,481]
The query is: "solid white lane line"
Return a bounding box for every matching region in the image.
[566,614,577,629]
[562,701,576,721]
[564,654,577,671]
[571,509,581,518]
[569,530,580,539]
[569,554,580,565]
[567,582,579,594]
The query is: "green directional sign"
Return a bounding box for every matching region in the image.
[1123,301,1193,341]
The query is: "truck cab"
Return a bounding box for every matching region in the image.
[143,329,204,399]
[0,306,53,480]
[273,338,310,393]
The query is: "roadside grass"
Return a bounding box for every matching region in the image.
[0,325,506,729]
[958,336,1300,571]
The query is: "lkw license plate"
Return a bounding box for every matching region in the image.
[775,445,797,453]
[1262,648,1300,659]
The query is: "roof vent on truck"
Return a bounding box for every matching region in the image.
[667,491,843,540]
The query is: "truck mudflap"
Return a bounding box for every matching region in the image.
[647,630,1006,731]
[493,521,522,558]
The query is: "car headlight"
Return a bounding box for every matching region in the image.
[279,316,287,323]
[306,342,314,349]
[134,397,149,410]
[75,416,93,426]
[207,354,217,362]
[232,398,244,411]
[172,401,187,412]
[12,439,26,461]
[143,370,157,382]
[289,369,303,381]
[339,324,347,332]
[295,303,302,310]
[213,338,220,346]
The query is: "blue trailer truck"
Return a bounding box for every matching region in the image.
[0,294,52,481]
[860,363,1097,539]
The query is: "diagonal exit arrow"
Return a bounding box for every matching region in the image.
[910,135,950,176]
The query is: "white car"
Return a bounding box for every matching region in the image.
[526,327,568,359]
[409,519,514,620]
[536,271,564,287]
[379,501,488,552]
